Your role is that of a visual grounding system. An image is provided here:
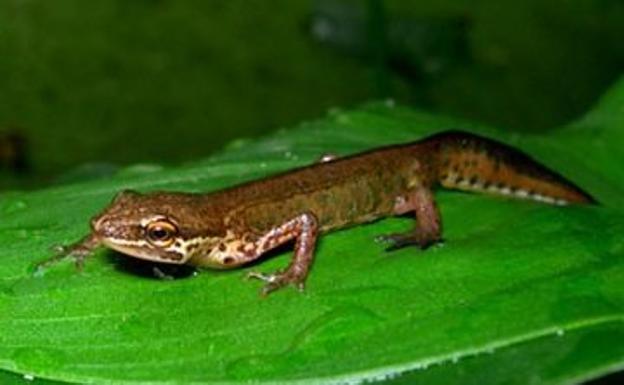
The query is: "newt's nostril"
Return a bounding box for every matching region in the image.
[91,216,109,233]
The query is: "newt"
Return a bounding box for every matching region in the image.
[38,131,595,295]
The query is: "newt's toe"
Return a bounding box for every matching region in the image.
[246,270,305,296]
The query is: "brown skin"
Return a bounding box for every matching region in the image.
[38,131,596,295]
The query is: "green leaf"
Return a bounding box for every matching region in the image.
[384,322,624,385]
[1,78,623,384]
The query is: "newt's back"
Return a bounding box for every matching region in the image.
[211,144,432,233]
[205,131,595,237]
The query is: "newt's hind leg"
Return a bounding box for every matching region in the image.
[377,187,441,250]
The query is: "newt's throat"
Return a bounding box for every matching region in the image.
[101,238,186,264]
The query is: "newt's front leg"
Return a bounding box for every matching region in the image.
[35,233,101,272]
[247,212,319,295]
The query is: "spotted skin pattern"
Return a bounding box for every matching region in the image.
[38,131,596,295]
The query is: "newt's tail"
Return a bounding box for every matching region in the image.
[423,131,596,205]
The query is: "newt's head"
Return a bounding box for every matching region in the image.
[90,190,220,265]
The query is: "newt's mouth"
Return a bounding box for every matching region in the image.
[101,238,185,264]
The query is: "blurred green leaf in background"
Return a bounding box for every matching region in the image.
[0,0,623,187]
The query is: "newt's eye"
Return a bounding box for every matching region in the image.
[146,220,178,247]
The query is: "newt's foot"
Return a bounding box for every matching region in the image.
[152,267,175,280]
[376,232,440,251]
[246,270,306,296]
[34,234,100,274]
[35,245,87,273]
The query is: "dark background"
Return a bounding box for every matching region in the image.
[1,0,623,189]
